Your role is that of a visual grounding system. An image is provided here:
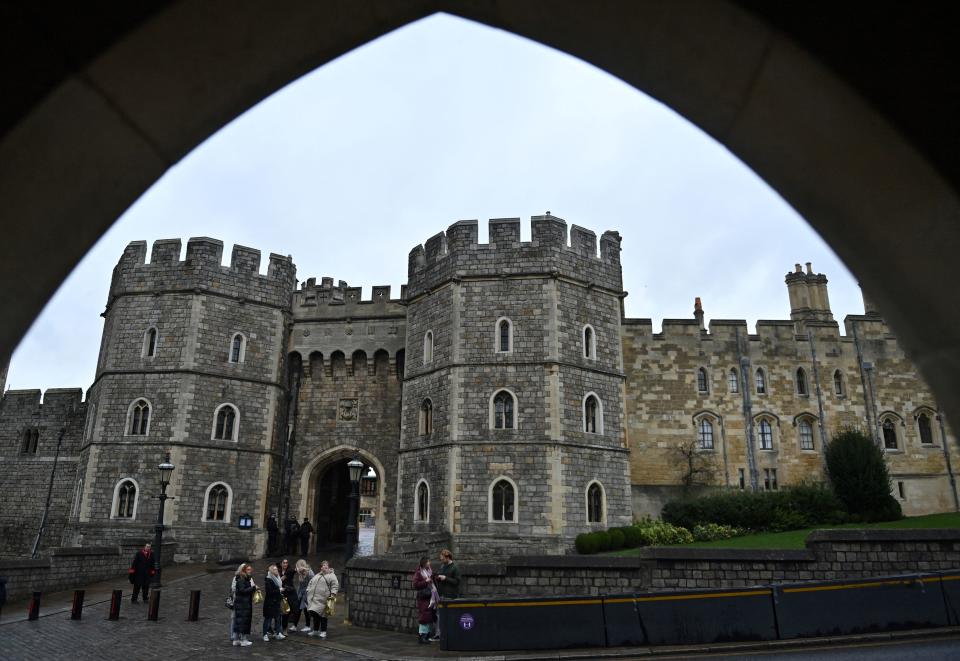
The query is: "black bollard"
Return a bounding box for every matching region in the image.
[70,590,85,620]
[108,589,122,620]
[27,591,40,620]
[147,589,160,621]
[187,590,200,621]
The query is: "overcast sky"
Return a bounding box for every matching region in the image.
[6,13,862,393]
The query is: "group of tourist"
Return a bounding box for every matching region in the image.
[227,558,339,647]
[128,537,463,649]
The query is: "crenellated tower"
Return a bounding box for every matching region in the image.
[396,214,632,556]
[74,238,296,560]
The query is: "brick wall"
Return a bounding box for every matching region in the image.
[0,542,176,602]
[346,529,960,633]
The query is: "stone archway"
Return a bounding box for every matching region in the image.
[299,445,390,555]
[2,2,960,429]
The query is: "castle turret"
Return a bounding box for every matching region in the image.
[693,297,705,331]
[859,283,881,317]
[785,262,834,325]
[75,238,297,560]
[397,214,632,557]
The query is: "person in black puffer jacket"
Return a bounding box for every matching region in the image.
[261,564,285,641]
[232,563,258,647]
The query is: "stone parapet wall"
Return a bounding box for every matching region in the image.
[346,530,960,633]
[0,542,176,602]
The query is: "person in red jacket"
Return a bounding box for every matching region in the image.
[129,542,155,603]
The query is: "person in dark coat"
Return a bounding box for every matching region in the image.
[232,563,258,647]
[261,564,285,641]
[266,514,279,555]
[287,518,300,555]
[128,542,155,603]
[412,556,438,644]
[279,558,299,632]
[299,517,313,555]
[435,549,461,599]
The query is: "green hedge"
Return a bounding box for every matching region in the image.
[575,518,698,554]
[662,484,846,532]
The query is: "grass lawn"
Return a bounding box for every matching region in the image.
[605,511,960,555]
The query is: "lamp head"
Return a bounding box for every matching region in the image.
[348,459,364,483]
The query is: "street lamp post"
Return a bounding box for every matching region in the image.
[343,459,364,590]
[151,452,175,588]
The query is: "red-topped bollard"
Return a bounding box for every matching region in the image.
[27,591,41,620]
[108,589,122,620]
[70,590,85,620]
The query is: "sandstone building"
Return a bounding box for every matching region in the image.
[1,215,956,561]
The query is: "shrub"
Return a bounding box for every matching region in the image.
[608,528,626,550]
[662,484,846,533]
[622,525,643,548]
[691,522,742,542]
[575,532,597,554]
[593,530,612,552]
[634,517,693,546]
[826,428,902,522]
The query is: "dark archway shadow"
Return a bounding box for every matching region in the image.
[1,2,959,424]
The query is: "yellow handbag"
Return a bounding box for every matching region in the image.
[324,595,336,617]
[281,596,291,615]
[253,589,263,605]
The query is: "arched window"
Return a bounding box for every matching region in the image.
[20,428,39,454]
[796,368,808,395]
[758,419,774,450]
[496,318,512,353]
[352,350,368,377]
[755,368,767,394]
[113,479,138,519]
[423,330,434,364]
[309,351,324,381]
[415,480,429,522]
[395,349,405,381]
[728,368,739,393]
[142,327,158,358]
[212,404,239,441]
[127,399,150,436]
[229,333,246,364]
[586,481,604,524]
[490,478,516,522]
[419,399,433,435]
[833,370,844,396]
[203,483,231,522]
[492,390,516,430]
[918,412,934,445]
[697,367,709,394]
[583,393,603,434]
[882,418,899,449]
[374,349,389,377]
[583,325,596,360]
[330,350,346,377]
[798,418,815,450]
[697,418,714,450]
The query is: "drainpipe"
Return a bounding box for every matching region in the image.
[32,427,66,558]
[937,409,960,511]
[735,327,759,491]
[280,349,302,530]
[851,321,880,444]
[804,320,829,469]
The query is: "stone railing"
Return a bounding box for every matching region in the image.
[0,542,176,602]
[346,529,960,633]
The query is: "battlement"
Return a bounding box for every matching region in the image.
[292,277,407,320]
[406,214,622,297]
[1,388,84,413]
[110,238,297,308]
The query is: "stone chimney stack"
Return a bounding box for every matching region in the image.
[860,283,881,317]
[693,297,705,331]
[785,262,834,323]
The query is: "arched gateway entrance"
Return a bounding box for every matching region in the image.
[299,446,389,556]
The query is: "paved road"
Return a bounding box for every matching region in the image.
[639,635,960,660]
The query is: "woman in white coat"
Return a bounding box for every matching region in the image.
[304,560,339,639]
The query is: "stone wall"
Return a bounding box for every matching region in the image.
[0,389,86,557]
[622,270,960,519]
[346,529,960,633]
[0,542,176,602]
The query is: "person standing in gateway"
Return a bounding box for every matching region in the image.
[128,542,155,603]
[299,517,314,555]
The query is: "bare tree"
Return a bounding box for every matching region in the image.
[673,439,717,490]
